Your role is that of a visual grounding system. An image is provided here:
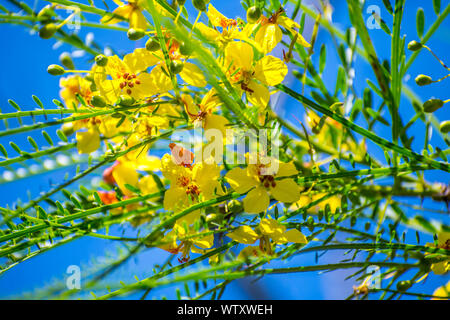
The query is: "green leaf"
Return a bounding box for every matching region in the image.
[8,99,20,111]
[416,8,425,39]
[319,44,326,74]
[32,95,44,109]
[27,136,39,151]
[0,144,8,158]
[56,129,68,143]
[9,141,22,154]
[433,0,441,15]
[382,0,393,15]
[42,130,54,146]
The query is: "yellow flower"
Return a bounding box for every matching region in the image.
[432,280,450,300]
[196,4,256,49]
[59,75,93,108]
[255,8,310,54]
[182,89,229,136]
[111,160,139,196]
[101,0,148,30]
[159,224,214,263]
[290,193,342,214]
[427,232,450,275]
[225,41,288,108]
[76,129,100,154]
[95,48,171,103]
[227,218,308,259]
[225,157,300,213]
[161,153,223,224]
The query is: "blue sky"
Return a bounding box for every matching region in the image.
[0,0,449,299]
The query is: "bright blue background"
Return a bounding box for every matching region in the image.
[0,0,449,299]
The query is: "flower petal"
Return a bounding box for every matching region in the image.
[225,167,257,193]
[227,226,259,244]
[271,179,300,203]
[179,63,207,87]
[243,186,270,213]
[254,55,288,86]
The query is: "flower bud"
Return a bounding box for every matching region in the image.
[91,95,107,108]
[407,40,422,51]
[39,23,57,39]
[179,41,193,56]
[117,95,135,107]
[227,199,243,214]
[440,120,450,133]
[47,64,65,76]
[177,0,186,5]
[247,6,262,23]
[37,5,54,21]
[206,213,224,224]
[145,37,160,51]
[59,52,74,70]
[396,280,412,292]
[61,122,74,136]
[192,0,208,11]
[423,99,444,113]
[95,54,108,67]
[169,60,184,74]
[415,74,433,86]
[127,28,146,40]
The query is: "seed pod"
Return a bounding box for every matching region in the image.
[192,0,208,12]
[59,52,74,70]
[407,40,423,51]
[423,99,444,113]
[95,54,108,67]
[145,37,160,51]
[127,28,146,40]
[91,95,107,108]
[247,6,262,23]
[439,120,450,133]
[179,41,193,56]
[415,74,433,86]
[117,95,135,107]
[47,64,65,76]
[61,123,74,137]
[170,60,184,74]
[39,23,57,39]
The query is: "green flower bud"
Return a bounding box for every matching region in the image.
[47,64,65,76]
[439,120,450,133]
[192,0,208,12]
[206,213,224,224]
[179,41,193,56]
[177,0,186,5]
[127,28,146,40]
[247,6,262,23]
[415,74,433,86]
[145,37,160,51]
[39,23,57,39]
[61,122,74,137]
[37,5,54,21]
[169,60,184,74]
[59,52,74,70]
[423,99,444,113]
[91,95,107,108]
[407,40,423,51]
[117,95,135,107]
[227,199,243,214]
[95,54,108,67]
[396,280,412,292]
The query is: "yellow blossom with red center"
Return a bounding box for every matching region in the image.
[224,41,288,109]
[225,156,300,213]
[227,218,308,259]
[255,8,311,54]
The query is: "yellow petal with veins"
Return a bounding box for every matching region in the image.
[254,55,288,86]
[179,63,207,87]
[228,226,259,244]
[271,179,300,203]
[243,186,270,213]
[76,130,100,154]
[225,167,258,193]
